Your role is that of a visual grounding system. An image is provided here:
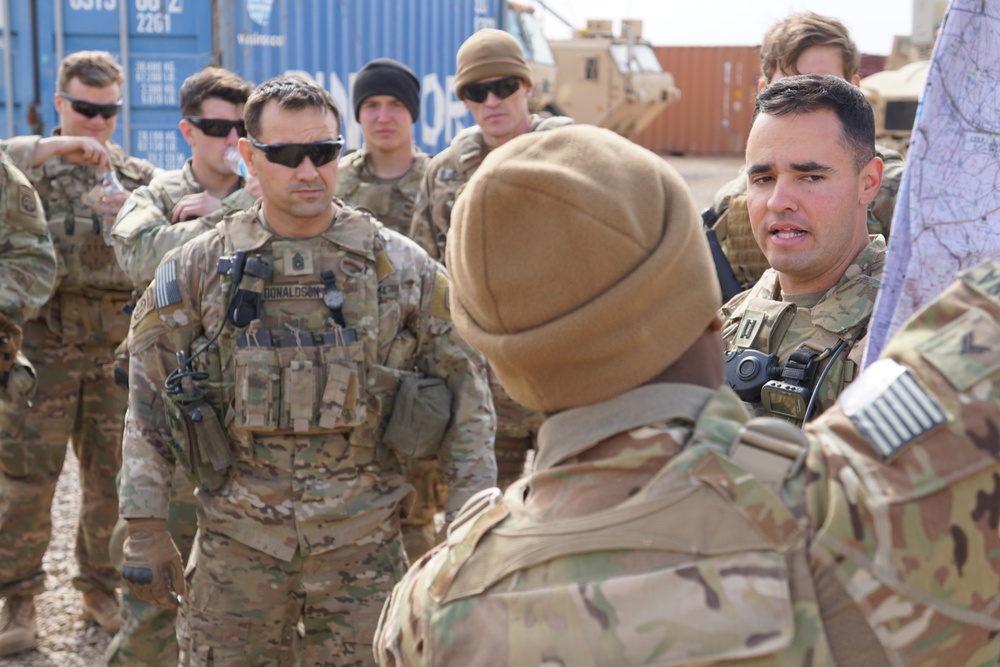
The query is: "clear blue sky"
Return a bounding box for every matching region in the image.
[537,1,917,55]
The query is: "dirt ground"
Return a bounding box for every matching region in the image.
[0,152,744,667]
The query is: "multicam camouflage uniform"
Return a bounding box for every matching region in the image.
[408,115,569,489]
[0,132,155,603]
[375,260,1000,667]
[711,146,903,287]
[335,147,430,237]
[719,236,885,424]
[106,158,255,667]
[0,149,58,417]
[112,158,256,290]
[122,202,495,665]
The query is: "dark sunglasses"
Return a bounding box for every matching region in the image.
[247,134,344,168]
[461,76,521,103]
[58,92,122,119]
[185,116,247,138]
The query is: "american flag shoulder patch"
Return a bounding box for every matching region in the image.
[837,359,948,461]
[154,259,182,309]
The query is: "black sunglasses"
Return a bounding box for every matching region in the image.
[185,116,247,138]
[58,92,122,119]
[247,134,344,168]
[461,76,521,103]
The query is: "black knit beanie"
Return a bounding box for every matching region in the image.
[352,58,421,123]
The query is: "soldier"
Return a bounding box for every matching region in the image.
[336,58,430,236]
[0,50,158,655]
[106,66,254,667]
[719,75,884,426]
[410,28,570,489]
[708,12,904,287]
[374,124,1000,667]
[118,74,495,666]
[0,155,61,656]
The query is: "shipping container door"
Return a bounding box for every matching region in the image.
[218,0,502,155]
[26,0,214,167]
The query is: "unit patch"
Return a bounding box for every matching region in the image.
[838,358,947,460]
[18,185,37,215]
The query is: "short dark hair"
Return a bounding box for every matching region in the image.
[179,67,252,117]
[244,74,341,139]
[752,74,875,172]
[760,12,860,83]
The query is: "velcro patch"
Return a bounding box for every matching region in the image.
[838,359,947,461]
[262,284,324,300]
[733,310,765,349]
[430,271,450,320]
[18,185,37,215]
[916,307,1000,391]
[962,261,1000,306]
[154,260,183,309]
[130,286,160,337]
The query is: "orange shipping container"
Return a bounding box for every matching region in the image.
[634,46,761,157]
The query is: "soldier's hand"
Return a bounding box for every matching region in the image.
[171,191,223,222]
[34,136,112,170]
[121,518,185,609]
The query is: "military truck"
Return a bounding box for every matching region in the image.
[505,2,558,112]
[544,19,680,138]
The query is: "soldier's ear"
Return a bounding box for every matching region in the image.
[859,155,883,206]
[178,118,196,146]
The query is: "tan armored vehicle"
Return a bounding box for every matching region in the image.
[546,19,680,137]
[504,2,558,112]
[861,58,930,156]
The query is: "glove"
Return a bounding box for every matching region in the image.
[121,518,185,609]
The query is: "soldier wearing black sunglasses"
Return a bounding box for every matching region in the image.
[119,73,495,667]
[409,29,574,499]
[107,66,253,667]
[0,49,159,657]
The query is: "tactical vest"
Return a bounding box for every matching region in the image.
[722,260,880,423]
[420,387,835,666]
[172,207,419,474]
[336,149,428,235]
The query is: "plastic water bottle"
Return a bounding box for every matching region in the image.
[224,147,249,178]
[83,169,128,245]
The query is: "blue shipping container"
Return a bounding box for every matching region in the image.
[0,0,510,166]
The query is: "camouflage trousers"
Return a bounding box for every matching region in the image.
[180,514,407,666]
[0,320,124,597]
[106,466,198,667]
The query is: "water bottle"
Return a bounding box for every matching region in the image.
[82,169,128,245]
[224,147,250,178]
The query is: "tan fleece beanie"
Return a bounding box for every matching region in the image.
[447,125,722,412]
[454,29,533,99]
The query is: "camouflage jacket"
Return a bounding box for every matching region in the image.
[111,159,256,292]
[719,236,886,423]
[409,114,574,261]
[335,147,430,237]
[711,144,905,239]
[375,260,1000,667]
[2,132,157,345]
[121,202,496,561]
[0,150,57,324]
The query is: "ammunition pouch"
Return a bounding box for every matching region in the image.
[232,327,366,435]
[162,390,232,493]
[384,376,452,459]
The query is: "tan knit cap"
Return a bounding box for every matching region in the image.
[447,125,722,412]
[454,29,533,100]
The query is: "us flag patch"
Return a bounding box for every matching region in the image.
[154,259,182,309]
[838,359,948,460]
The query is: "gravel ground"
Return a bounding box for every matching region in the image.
[1,447,112,667]
[0,152,743,667]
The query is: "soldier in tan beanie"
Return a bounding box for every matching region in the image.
[410,28,573,489]
[376,124,1000,667]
